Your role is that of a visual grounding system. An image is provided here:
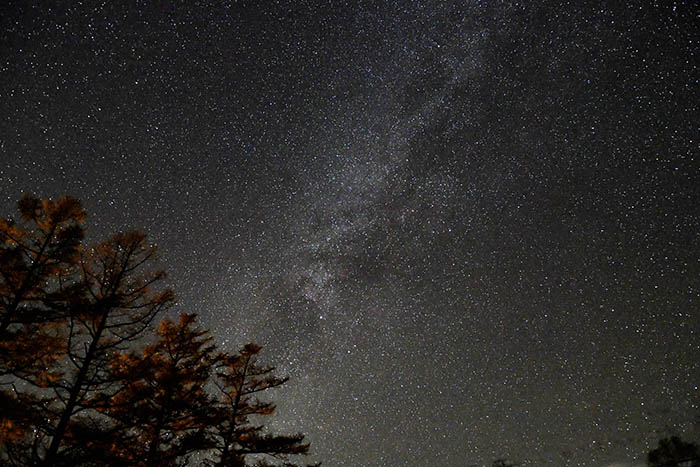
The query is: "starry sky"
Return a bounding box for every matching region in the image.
[1,1,698,466]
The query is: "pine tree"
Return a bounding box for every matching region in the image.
[0,195,86,464]
[0,195,85,379]
[0,196,318,466]
[100,313,219,466]
[0,194,85,336]
[208,344,316,467]
[103,319,318,467]
[38,231,175,466]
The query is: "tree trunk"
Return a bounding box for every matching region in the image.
[42,306,108,465]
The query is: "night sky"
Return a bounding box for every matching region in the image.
[1,2,698,466]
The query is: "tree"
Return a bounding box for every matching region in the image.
[0,195,86,381]
[0,194,85,336]
[0,196,317,466]
[0,229,175,466]
[647,436,700,466]
[0,195,86,464]
[100,313,219,466]
[39,231,175,466]
[99,317,318,467]
[207,344,316,467]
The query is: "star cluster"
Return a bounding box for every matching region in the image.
[1,2,698,465]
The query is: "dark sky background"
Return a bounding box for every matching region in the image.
[1,1,698,465]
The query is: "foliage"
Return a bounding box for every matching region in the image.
[0,196,316,467]
[0,195,85,379]
[1,195,87,465]
[99,313,219,466]
[207,343,315,467]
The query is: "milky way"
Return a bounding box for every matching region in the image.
[1,2,698,465]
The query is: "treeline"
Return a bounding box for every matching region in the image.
[0,195,318,467]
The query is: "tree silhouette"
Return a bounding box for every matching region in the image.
[99,313,219,466]
[0,228,175,466]
[100,316,319,467]
[0,195,85,381]
[207,343,316,467]
[0,195,85,336]
[0,195,87,464]
[0,196,318,466]
[40,231,175,466]
[647,436,700,466]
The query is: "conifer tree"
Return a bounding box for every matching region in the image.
[208,344,316,467]
[0,195,85,334]
[100,313,219,466]
[39,231,175,466]
[0,195,85,376]
[0,196,318,466]
[0,195,86,464]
